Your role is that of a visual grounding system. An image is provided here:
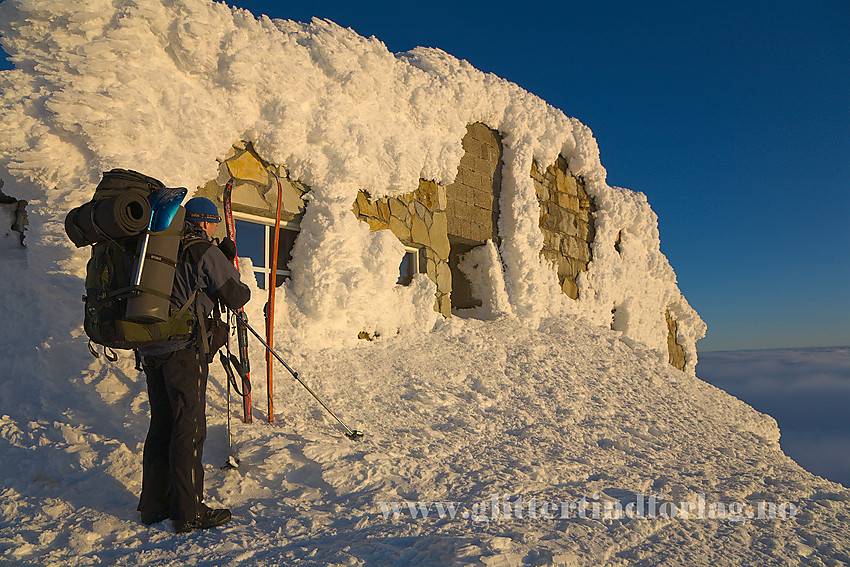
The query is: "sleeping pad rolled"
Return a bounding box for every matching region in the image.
[65,188,152,247]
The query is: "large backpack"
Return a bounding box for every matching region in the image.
[65,169,160,247]
[66,169,196,356]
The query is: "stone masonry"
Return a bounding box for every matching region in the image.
[444,123,502,310]
[445,123,502,244]
[193,139,681,368]
[666,309,687,371]
[195,141,309,229]
[533,155,596,299]
[353,123,502,317]
[353,180,453,317]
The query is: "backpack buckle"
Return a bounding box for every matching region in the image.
[87,340,118,362]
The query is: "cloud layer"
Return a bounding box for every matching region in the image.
[698,347,850,486]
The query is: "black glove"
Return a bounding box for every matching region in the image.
[218,237,237,262]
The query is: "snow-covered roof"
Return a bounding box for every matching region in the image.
[0,0,704,367]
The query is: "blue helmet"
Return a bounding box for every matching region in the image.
[184,197,221,223]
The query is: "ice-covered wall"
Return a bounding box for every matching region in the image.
[0,179,27,248]
[0,0,705,372]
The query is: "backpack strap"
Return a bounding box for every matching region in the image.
[195,292,209,358]
[179,234,213,264]
[177,232,216,356]
[175,288,199,321]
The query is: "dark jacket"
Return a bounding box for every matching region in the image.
[138,222,250,357]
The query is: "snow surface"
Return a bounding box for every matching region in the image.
[0,0,848,565]
[3,313,850,566]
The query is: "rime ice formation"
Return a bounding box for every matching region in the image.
[0,0,704,371]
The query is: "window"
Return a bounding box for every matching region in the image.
[232,212,300,289]
[398,246,425,286]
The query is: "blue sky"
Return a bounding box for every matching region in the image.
[2,0,847,351]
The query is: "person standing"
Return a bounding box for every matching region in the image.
[136,196,249,533]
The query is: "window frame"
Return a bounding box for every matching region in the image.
[398,246,424,286]
[232,211,301,289]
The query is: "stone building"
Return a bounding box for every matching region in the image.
[192,125,687,370]
[533,156,595,301]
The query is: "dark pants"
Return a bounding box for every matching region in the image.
[137,347,208,524]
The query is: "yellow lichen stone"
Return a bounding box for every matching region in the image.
[388,216,410,240]
[429,212,450,260]
[410,214,431,247]
[377,200,390,222]
[414,180,438,209]
[231,182,269,209]
[353,191,377,218]
[277,178,306,215]
[389,198,408,221]
[366,217,389,232]
[226,151,269,185]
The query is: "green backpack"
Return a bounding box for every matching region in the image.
[67,170,196,358]
[82,234,198,355]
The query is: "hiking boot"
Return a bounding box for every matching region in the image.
[140,509,169,525]
[173,506,231,534]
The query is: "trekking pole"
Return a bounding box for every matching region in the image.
[219,348,241,470]
[230,310,364,441]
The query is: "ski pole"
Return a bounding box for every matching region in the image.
[231,310,364,441]
[219,349,241,470]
